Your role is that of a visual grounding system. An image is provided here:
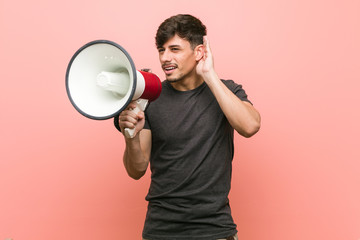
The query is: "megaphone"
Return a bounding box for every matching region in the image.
[65,40,162,138]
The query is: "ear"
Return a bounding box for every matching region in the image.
[194,44,204,61]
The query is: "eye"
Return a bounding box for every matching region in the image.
[171,47,180,52]
[158,48,165,53]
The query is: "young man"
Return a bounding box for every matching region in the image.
[117,14,261,240]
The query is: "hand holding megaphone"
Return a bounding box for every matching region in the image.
[121,98,148,138]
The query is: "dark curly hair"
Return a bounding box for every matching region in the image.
[155,14,207,49]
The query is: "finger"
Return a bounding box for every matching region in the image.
[203,35,207,45]
[120,121,136,130]
[126,102,138,111]
[136,111,145,120]
[119,117,137,130]
[119,104,141,118]
[203,36,209,48]
[122,109,139,119]
[204,36,213,56]
[120,112,138,123]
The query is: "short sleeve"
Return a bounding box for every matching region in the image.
[222,79,252,105]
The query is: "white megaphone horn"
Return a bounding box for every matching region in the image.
[65,40,162,138]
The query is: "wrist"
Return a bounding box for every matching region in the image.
[125,132,140,144]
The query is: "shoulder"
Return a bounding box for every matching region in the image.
[221,79,252,104]
[221,79,246,94]
[221,79,243,90]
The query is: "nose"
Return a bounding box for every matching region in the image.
[159,49,172,63]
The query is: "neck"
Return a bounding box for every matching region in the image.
[169,77,203,91]
[169,74,204,91]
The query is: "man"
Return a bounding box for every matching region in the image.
[117,14,261,240]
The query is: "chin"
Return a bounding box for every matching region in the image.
[166,77,182,83]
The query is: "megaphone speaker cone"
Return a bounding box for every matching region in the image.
[65,40,162,120]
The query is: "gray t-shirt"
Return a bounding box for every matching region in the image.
[141,80,251,240]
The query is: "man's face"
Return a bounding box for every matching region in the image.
[157,34,198,82]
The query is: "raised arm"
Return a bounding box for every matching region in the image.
[196,36,261,137]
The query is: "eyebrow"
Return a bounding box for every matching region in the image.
[158,44,182,49]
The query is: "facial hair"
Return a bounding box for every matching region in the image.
[167,77,183,83]
[162,63,183,82]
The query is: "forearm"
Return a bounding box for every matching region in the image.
[204,70,261,137]
[123,135,149,180]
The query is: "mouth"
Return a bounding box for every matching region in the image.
[162,64,177,75]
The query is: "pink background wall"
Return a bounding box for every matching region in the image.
[1,0,359,239]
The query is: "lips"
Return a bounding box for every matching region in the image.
[162,64,177,74]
